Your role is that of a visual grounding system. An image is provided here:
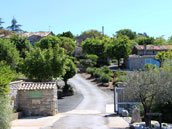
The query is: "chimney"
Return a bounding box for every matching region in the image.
[144,43,147,55]
[102,26,104,35]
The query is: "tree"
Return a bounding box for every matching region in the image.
[155,50,172,67]
[155,51,167,67]
[21,45,67,82]
[81,30,107,39]
[9,34,31,58]
[57,31,76,40]
[136,37,154,45]
[124,70,172,127]
[62,59,77,94]
[0,39,20,68]
[153,36,167,45]
[7,17,23,33]
[82,38,106,58]
[0,62,16,129]
[0,18,4,28]
[105,35,131,66]
[116,29,137,40]
[62,59,77,85]
[36,36,76,55]
[167,36,172,44]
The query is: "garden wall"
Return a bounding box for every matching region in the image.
[9,81,23,110]
[9,82,58,116]
[18,82,58,116]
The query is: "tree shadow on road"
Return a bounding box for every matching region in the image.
[104,114,119,118]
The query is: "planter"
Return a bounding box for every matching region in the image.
[11,112,23,121]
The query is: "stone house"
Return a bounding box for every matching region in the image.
[20,31,54,45]
[125,44,172,70]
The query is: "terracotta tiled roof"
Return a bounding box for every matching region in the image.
[20,31,53,37]
[128,54,155,58]
[18,82,56,90]
[135,45,172,51]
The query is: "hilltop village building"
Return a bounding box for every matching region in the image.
[20,31,54,45]
[125,44,172,70]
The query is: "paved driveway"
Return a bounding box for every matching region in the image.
[51,74,111,129]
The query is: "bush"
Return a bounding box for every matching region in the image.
[86,67,96,76]
[108,72,114,78]
[101,66,111,74]
[80,59,93,68]
[0,62,16,129]
[144,64,157,71]
[0,95,11,129]
[151,102,172,123]
[87,54,98,66]
[100,73,112,83]
[114,70,127,86]
[93,68,102,78]
[0,61,17,94]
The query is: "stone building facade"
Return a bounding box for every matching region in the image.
[125,45,171,70]
[125,55,160,70]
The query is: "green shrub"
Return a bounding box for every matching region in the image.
[144,64,157,71]
[114,70,127,86]
[87,54,98,66]
[80,59,93,68]
[101,66,111,74]
[100,73,112,83]
[0,95,11,129]
[0,62,15,129]
[0,61,17,94]
[108,72,114,78]
[93,68,102,78]
[151,102,172,123]
[86,67,96,76]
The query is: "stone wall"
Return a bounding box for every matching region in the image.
[9,81,23,110]
[18,88,58,116]
[125,55,155,70]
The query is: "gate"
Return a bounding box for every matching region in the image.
[114,87,141,113]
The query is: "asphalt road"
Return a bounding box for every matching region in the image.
[51,74,113,129]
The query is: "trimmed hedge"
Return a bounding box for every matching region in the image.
[86,67,96,76]
[100,73,112,83]
[86,66,113,83]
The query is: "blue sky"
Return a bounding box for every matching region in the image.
[1,0,172,39]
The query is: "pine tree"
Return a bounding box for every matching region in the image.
[7,17,23,33]
[0,18,4,28]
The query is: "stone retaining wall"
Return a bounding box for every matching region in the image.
[18,88,58,116]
